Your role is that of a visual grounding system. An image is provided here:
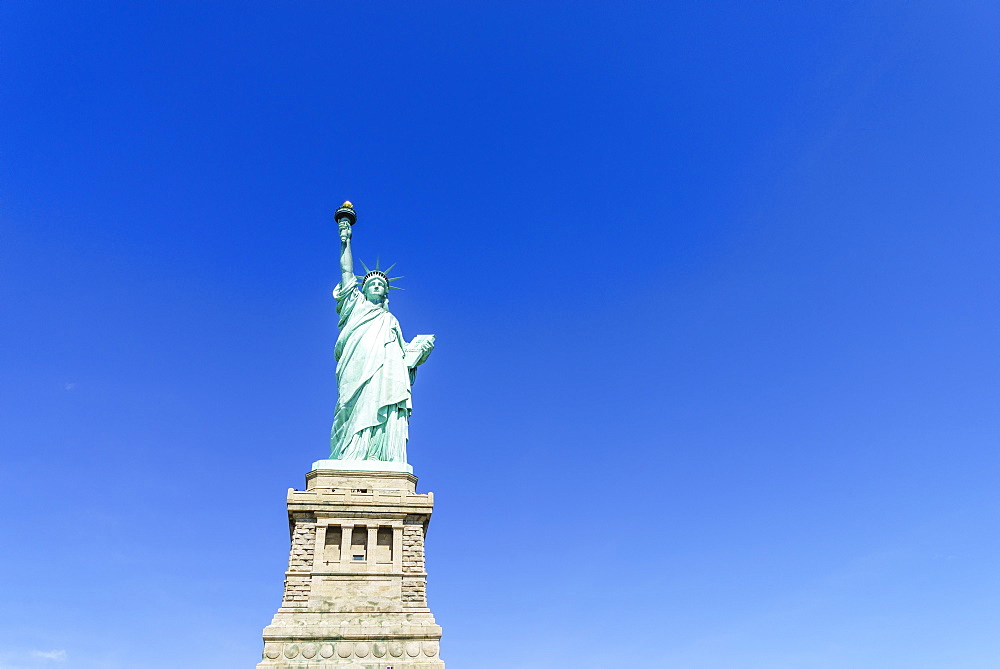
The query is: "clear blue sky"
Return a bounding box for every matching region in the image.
[1,2,998,668]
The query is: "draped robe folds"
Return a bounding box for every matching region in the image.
[330,282,419,463]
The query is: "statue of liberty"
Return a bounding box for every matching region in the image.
[326,202,435,469]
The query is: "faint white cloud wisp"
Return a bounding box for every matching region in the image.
[29,651,67,661]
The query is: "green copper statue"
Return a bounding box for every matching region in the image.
[327,202,435,468]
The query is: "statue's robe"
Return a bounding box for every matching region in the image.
[330,282,414,462]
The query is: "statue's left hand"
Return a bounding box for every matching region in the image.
[420,339,435,355]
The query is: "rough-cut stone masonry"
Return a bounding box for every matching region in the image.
[281,515,315,606]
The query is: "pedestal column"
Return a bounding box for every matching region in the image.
[258,468,444,668]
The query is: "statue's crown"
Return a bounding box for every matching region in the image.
[358,259,403,291]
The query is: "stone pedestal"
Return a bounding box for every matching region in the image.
[258,469,445,668]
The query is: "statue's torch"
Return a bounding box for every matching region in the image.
[335,201,357,226]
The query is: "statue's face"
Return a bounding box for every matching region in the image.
[363,279,387,303]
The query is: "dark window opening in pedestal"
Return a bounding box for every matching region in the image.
[324,525,342,564]
[351,525,367,561]
[375,526,393,563]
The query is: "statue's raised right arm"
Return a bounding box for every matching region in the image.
[338,219,354,289]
